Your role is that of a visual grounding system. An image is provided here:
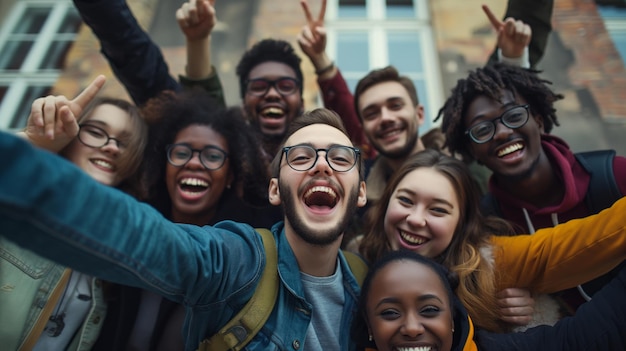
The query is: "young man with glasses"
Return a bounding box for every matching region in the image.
[0,108,367,351]
[436,62,626,326]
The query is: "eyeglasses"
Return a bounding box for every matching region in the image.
[465,105,530,144]
[282,144,360,172]
[166,143,229,170]
[245,77,300,97]
[78,124,127,150]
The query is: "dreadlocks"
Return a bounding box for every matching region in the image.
[435,63,563,162]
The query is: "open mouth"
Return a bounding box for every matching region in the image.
[260,106,286,119]
[399,230,427,246]
[497,142,524,158]
[178,177,209,196]
[91,159,115,172]
[304,186,338,209]
[396,347,434,351]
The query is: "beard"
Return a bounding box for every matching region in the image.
[279,178,360,246]
[375,130,418,160]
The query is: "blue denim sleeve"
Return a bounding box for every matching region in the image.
[0,132,263,306]
[73,0,181,106]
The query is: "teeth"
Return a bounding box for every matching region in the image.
[399,230,426,245]
[92,159,113,170]
[261,107,285,117]
[397,347,432,351]
[180,178,209,187]
[498,143,523,157]
[304,186,336,200]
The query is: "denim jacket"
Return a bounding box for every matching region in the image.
[0,132,359,351]
[0,238,107,351]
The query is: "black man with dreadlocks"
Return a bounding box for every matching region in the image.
[436,62,626,328]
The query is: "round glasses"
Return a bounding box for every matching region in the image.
[245,77,299,97]
[282,144,360,172]
[78,124,127,150]
[465,105,530,144]
[166,144,229,170]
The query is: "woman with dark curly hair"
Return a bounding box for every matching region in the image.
[94,89,281,351]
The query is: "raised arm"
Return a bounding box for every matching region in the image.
[483,4,531,68]
[176,0,226,107]
[297,0,373,158]
[73,0,181,106]
[18,75,105,152]
[492,196,626,293]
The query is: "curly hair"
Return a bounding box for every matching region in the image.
[359,149,514,332]
[236,39,303,99]
[353,66,419,120]
[435,63,563,162]
[139,90,270,218]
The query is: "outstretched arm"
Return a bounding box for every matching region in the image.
[18,75,106,152]
[176,0,226,107]
[73,0,181,106]
[297,0,373,158]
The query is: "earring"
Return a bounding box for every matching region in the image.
[452,328,455,333]
[368,334,373,342]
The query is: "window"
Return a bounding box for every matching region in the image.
[0,1,80,130]
[597,5,626,67]
[326,0,442,133]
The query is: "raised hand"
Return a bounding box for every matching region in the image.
[176,0,216,42]
[22,75,106,152]
[497,287,535,326]
[483,4,531,59]
[297,0,335,78]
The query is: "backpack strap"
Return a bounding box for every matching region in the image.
[342,250,368,286]
[198,228,278,351]
[575,150,622,214]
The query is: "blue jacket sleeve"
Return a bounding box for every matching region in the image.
[0,132,263,306]
[73,0,181,106]
[475,264,626,350]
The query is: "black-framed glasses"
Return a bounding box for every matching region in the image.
[465,105,530,144]
[166,144,229,170]
[245,77,300,97]
[78,124,127,150]
[282,144,360,172]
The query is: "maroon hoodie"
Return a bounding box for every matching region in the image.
[489,134,626,234]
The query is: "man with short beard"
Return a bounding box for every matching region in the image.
[0,107,368,351]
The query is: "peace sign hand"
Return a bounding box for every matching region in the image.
[297,0,335,77]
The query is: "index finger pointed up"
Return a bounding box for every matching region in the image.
[300,0,314,27]
[71,75,106,113]
[318,0,327,23]
[482,4,502,30]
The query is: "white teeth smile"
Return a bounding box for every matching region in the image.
[399,230,426,245]
[497,143,523,157]
[92,159,113,170]
[397,347,432,351]
[304,186,336,199]
[261,107,285,117]
[179,178,209,187]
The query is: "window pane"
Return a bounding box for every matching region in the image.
[337,32,370,71]
[13,7,51,34]
[386,0,414,18]
[39,40,74,69]
[58,8,82,34]
[0,40,35,70]
[414,79,433,132]
[338,0,367,18]
[10,85,53,129]
[387,32,423,72]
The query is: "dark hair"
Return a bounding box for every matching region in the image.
[269,108,364,181]
[351,250,459,349]
[236,39,304,98]
[61,96,147,183]
[435,63,563,162]
[353,66,419,120]
[359,149,513,332]
[139,90,270,217]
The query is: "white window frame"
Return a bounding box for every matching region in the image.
[325,0,443,132]
[0,0,78,130]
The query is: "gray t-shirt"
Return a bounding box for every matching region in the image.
[300,259,345,351]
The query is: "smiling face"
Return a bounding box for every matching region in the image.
[384,168,460,258]
[243,61,303,138]
[366,259,454,351]
[61,104,133,186]
[358,81,424,159]
[269,123,367,246]
[464,91,545,180]
[165,124,233,225]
